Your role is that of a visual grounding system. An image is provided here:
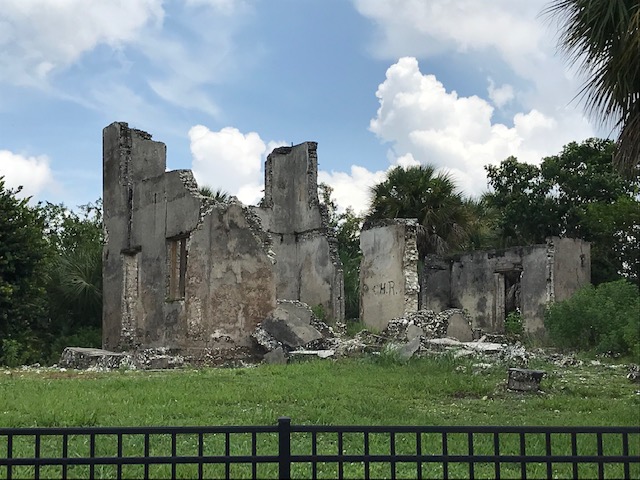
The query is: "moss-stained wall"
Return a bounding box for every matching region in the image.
[103,122,276,352]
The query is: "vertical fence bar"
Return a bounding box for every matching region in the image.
[311,431,317,480]
[116,433,123,480]
[62,434,68,480]
[571,432,578,480]
[416,432,422,480]
[34,434,40,480]
[545,432,552,479]
[596,432,604,479]
[338,431,344,480]
[251,432,257,480]
[198,432,204,480]
[467,432,474,480]
[493,432,500,480]
[364,431,370,480]
[622,432,630,480]
[89,433,95,480]
[442,432,448,480]
[390,431,396,480]
[225,432,230,480]
[519,432,526,480]
[6,434,12,480]
[278,417,291,480]
[171,432,177,480]
[144,433,150,479]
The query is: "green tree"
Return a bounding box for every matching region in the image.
[368,165,471,257]
[485,138,639,284]
[545,280,640,361]
[543,0,640,175]
[319,184,363,320]
[0,178,49,365]
[40,201,103,362]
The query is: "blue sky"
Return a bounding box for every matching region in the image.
[0,0,598,213]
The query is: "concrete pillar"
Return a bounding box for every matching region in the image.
[359,219,419,331]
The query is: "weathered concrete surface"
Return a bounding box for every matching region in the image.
[58,347,186,370]
[264,346,288,364]
[397,336,421,361]
[446,313,474,342]
[261,307,323,348]
[422,237,590,334]
[383,309,471,343]
[103,122,276,353]
[59,347,133,370]
[507,368,545,392]
[359,219,419,331]
[253,143,344,323]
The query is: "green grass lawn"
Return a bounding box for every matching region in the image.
[1,354,638,427]
[1,354,638,478]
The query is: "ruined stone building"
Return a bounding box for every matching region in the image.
[421,237,590,333]
[359,223,590,334]
[252,143,344,322]
[103,121,590,351]
[102,123,343,353]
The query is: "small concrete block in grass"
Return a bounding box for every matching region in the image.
[508,368,545,392]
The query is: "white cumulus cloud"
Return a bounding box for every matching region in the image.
[0,0,163,86]
[487,79,515,109]
[369,57,592,196]
[188,125,286,205]
[318,165,387,215]
[0,150,55,198]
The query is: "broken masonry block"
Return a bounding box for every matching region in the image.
[507,367,545,392]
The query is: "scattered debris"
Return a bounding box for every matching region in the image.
[507,368,546,392]
[397,336,421,361]
[263,347,287,365]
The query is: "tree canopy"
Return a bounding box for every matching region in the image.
[543,0,640,175]
[485,138,639,284]
[0,178,49,365]
[367,165,471,257]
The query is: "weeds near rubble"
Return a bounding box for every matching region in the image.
[0,355,638,430]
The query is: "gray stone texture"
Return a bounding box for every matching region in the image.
[445,313,474,342]
[103,122,276,353]
[263,346,288,364]
[261,307,323,348]
[252,143,344,323]
[507,368,545,392]
[359,219,419,331]
[421,237,590,334]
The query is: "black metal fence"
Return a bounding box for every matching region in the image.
[1,418,638,479]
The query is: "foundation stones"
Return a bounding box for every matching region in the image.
[507,368,546,392]
[261,307,323,349]
[263,346,288,365]
[445,312,474,342]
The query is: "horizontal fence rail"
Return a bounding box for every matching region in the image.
[0,418,638,479]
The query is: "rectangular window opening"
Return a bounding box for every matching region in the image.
[168,236,188,300]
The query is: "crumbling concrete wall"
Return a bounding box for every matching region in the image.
[103,122,276,352]
[252,142,344,323]
[359,219,419,331]
[421,237,590,334]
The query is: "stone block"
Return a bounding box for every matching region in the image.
[59,347,133,370]
[446,313,473,342]
[261,307,323,348]
[264,347,287,364]
[507,368,545,392]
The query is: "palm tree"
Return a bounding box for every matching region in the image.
[368,165,470,257]
[543,0,640,176]
[199,186,230,203]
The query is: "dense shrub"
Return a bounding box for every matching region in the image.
[544,280,640,360]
